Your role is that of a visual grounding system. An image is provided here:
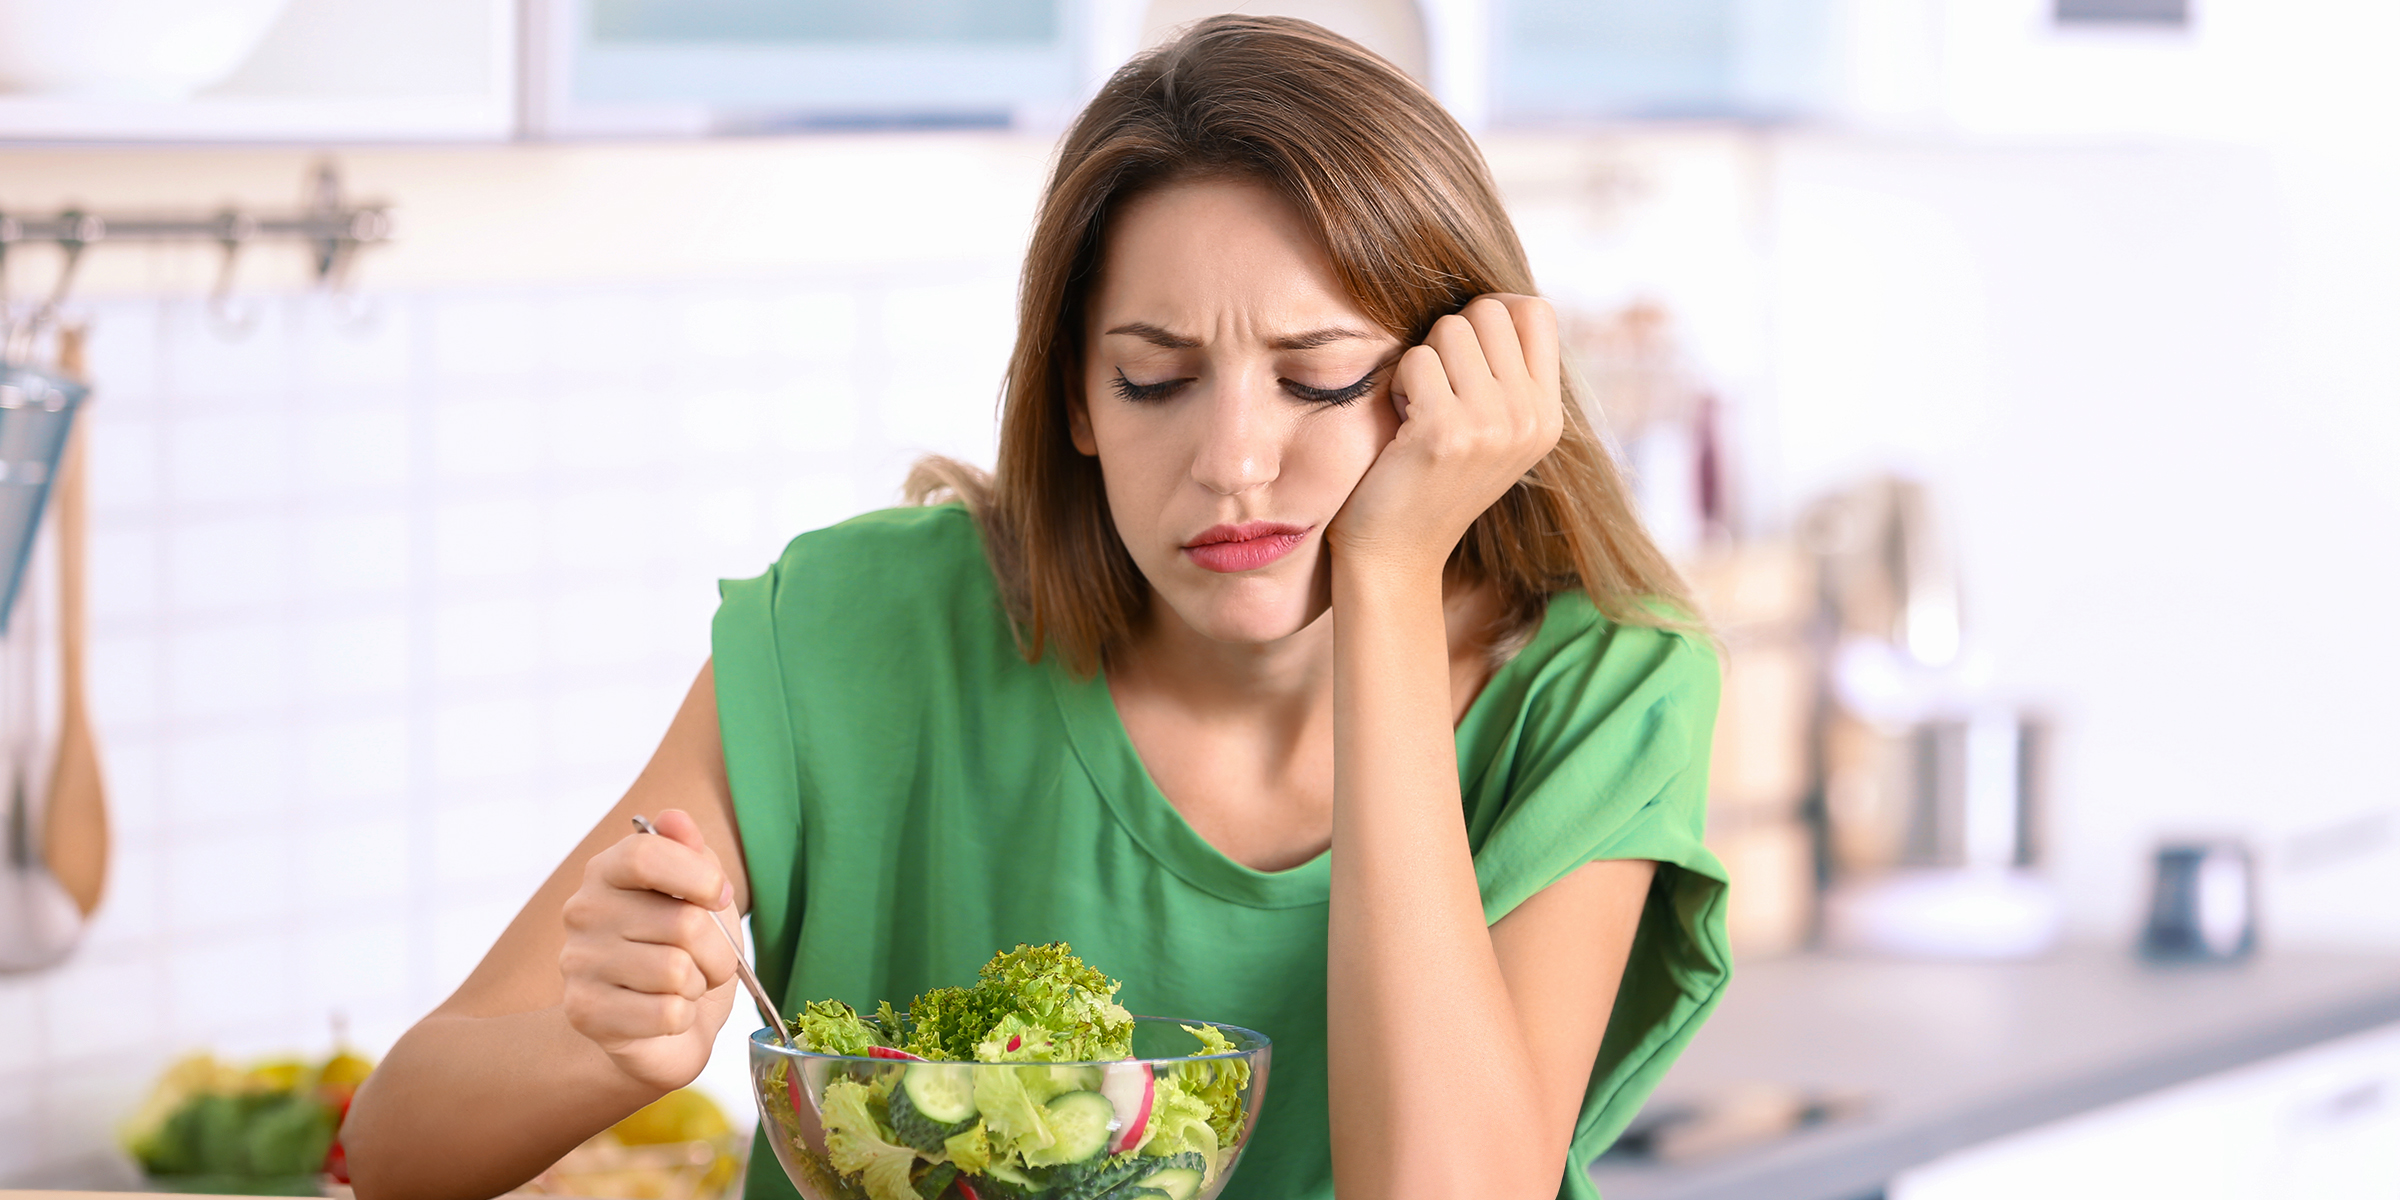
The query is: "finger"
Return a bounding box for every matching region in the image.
[1422,312,1493,402]
[648,808,734,911]
[1389,343,1451,423]
[1498,295,1561,392]
[1461,296,1530,386]
[568,984,701,1046]
[574,889,737,983]
[594,824,728,911]
[570,939,714,1002]
[614,892,734,984]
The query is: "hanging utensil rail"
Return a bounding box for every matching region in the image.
[0,162,391,357]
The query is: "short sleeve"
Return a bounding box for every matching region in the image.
[1468,619,1722,922]
[713,560,807,1001]
[1456,605,1733,1196]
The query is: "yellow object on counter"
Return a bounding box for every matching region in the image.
[523,1087,745,1200]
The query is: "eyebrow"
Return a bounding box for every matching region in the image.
[1102,322,1381,351]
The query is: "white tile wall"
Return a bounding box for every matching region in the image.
[0,265,1014,1183]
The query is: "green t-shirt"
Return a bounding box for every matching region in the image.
[713,503,1730,1200]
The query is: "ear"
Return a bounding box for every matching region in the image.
[1067,389,1099,457]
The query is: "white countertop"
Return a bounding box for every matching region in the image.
[1588,945,2400,1200]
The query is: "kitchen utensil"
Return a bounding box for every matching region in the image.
[0,362,83,633]
[628,814,787,1045]
[2141,839,2256,962]
[1819,706,2061,959]
[750,1017,1271,1200]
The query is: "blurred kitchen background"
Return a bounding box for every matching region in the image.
[0,0,2394,1196]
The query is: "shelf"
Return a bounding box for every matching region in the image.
[0,94,513,144]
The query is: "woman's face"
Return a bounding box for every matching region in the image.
[1075,177,1404,647]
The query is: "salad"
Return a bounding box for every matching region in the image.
[757,943,1254,1200]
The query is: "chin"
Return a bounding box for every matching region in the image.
[1159,576,1326,646]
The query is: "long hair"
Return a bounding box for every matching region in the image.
[908,14,1695,677]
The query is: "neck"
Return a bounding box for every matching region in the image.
[1112,601,1337,722]
[1108,576,1507,725]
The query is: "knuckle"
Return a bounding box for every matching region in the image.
[647,992,693,1031]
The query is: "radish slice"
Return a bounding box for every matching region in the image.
[1099,1061,1155,1153]
[867,1045,927,1061]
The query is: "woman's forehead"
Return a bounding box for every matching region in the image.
[1090,178,1392,346]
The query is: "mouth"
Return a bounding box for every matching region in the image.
[1181,521,1312,574]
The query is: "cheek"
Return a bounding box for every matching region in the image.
[1290,403,1400,495]
[1086,401,1184,513]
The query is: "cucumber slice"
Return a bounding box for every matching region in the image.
[913,1161,960,1200]
[1145,1167,1203,1200]
[902,1062,980,1124]
[1036,1090,1118,1165]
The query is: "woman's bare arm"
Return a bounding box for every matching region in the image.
[343,663,753,1200]
[1327,295,1655,1197]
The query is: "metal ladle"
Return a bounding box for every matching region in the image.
[629,814,789,1046]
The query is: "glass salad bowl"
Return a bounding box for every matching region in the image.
[749,1017,1271,1200]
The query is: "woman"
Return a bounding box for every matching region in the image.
[345,16,1729,1200]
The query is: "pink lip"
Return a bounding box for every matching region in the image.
[1182,521,1311,573]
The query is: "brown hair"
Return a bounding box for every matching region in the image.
[909,14,1695,676]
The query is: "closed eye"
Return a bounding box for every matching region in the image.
[1282,367,1384,407]
[1111,369,1192,403]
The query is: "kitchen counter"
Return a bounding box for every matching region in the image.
[1588,945,2400,1200]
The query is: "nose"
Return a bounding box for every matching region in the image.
[1188,375,1281,496]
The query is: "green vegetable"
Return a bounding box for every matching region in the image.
[913,1161,961,1200]
[943,1121,993,1174]
[1142,1162,1206,1200]
[971,1064,1062,1163]
[1173,1025,1251,1148]
[1025,1090,1115,1167]
[786,944,1250,1200]
[901,984,1012,1061]
[889,1068,977,1151]
[1135,1079,1219,1182]
[821,1079,922,1200]
[797,999,882,1057]
[129,1091,335,1183]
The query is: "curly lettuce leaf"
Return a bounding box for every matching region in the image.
[971,1065,1066,1165]
[888,943,1134,1062]
[943,1122,991,1175]
[820,1079,923,1200]
[900,985,1006,1061]
[1137,1076,1220,1182]
[973,1013,1058,1063]
[1176,1024,1251,1147]
[976,944,1135,1061]
[797,1000,880,1058]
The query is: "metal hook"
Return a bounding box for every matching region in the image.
[206,209,261,342]
[6,212,95,367]
[320,207,391,334]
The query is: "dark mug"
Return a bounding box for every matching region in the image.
[2140,840,2256,962]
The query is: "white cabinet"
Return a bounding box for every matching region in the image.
[0,0,513,142]
[1891,1021,2400,1200]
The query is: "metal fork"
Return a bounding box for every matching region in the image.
[630,814,788,1046]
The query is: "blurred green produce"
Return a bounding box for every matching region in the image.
[122,1049,374,1194]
